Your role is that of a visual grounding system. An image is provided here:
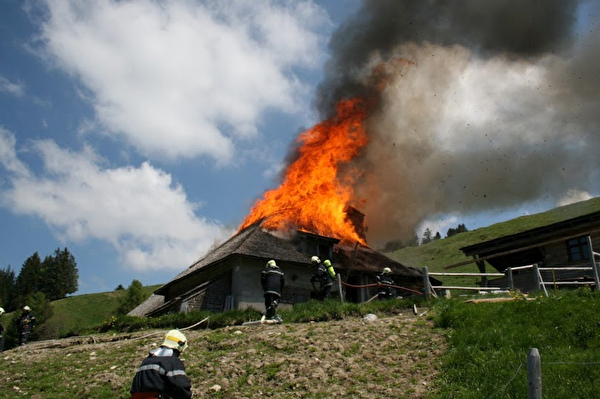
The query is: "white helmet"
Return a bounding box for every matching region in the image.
[382,267,392,274]
[0,307,4,315]
[266,260,277,268]
[23,305,31,312]
[161,330,189,353]
[311,256,320,263]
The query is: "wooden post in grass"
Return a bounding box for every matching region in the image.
[527,348,542,399]
[422,267,431,299]
[506,267,514,290]
[533,263,541,292]
[587,236,600,292]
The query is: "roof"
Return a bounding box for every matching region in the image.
[155,223,331,295]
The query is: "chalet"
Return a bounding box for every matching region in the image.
[458,210,600,293]
[129,222,433,317]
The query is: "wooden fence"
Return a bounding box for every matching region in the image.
[421,257,600,298]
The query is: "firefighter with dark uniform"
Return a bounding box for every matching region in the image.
[130,329,192,399]
[261,259,285,322]
[310,256,336,301]
[376,267,396,300]
[18,306,36,346]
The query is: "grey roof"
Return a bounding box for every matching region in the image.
[156,223,322,295]
[128,294,165,317]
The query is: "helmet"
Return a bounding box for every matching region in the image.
[266,260,277,268]
[311,256,320,263]
[23,305,31,312]
[0,307,4,315]
[162,330,189,353]
[323,260,331,267]
[382,267,392,274]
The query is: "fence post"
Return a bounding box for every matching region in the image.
[527,348,542,399]
[533,263,541,292]
[586,236,600,292]
[507,267,514,290]
[422,267,431,299]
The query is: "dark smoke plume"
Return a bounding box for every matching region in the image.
[314,0,600,248]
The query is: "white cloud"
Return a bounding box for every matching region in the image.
[36,0,329,164]
[0,76,25,97]
[0,129,231,271]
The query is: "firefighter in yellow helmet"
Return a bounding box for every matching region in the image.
[130,329,192,399]
[376,267,396,300]
[310,257,336,301]
[261,259,285,322]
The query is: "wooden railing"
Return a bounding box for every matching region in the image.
[422,256,600,298]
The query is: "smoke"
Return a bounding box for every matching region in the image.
[316,0,600,247]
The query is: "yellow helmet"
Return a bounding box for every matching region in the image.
[23,305,31,312]
[382,267,392,274]
[311,256,320,263]
[162,329,189,353]
[266,260,277,268]
[0,307,4,315]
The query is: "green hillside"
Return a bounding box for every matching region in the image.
[387,197,600,285]
[43,284,161,338]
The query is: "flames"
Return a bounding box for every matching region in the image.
[239,97,369,244]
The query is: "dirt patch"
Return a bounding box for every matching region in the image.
[1,311,445,398]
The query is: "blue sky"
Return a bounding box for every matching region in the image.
[1,0,599,295]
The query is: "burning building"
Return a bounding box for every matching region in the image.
[130,99,432,317]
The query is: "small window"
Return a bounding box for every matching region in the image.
[566,236,590,262]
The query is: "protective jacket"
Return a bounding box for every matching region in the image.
[376,273,396,299]
[261,265,285,296]
[130,347,192,399]
[18,313,35,333]
[311,264,333,288]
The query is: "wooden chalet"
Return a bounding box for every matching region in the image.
[129,222,431,317]
[459,209,600,293]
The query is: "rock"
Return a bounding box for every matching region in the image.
[210,384,222,392]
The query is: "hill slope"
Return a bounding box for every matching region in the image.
[0,310,443,398]
[388,197,600,281]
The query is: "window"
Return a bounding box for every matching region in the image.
[566,236,590,262]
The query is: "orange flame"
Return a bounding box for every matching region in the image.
[239,97,369,244]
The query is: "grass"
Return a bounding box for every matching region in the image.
[23,284,161,339]
[430,288,600,399]
[1,290,600,397]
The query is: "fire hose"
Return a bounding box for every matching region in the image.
[339,281,423,296]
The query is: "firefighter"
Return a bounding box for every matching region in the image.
[130,329,192,399]
[18,306,36,346]
[310,256,336,301]
[376,267,396,300]
[261,259,285,322]
[0,307,4,352]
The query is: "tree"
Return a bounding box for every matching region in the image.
[14,252,43,304]
[0,265,16,311]
[116,279,145,315]
[40,248,79,301]
[115,284,125,291]
[421,228,433,245]
[434,231,441,240]
[447,223,469,238]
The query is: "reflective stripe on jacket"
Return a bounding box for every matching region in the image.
[130,347,192,399]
